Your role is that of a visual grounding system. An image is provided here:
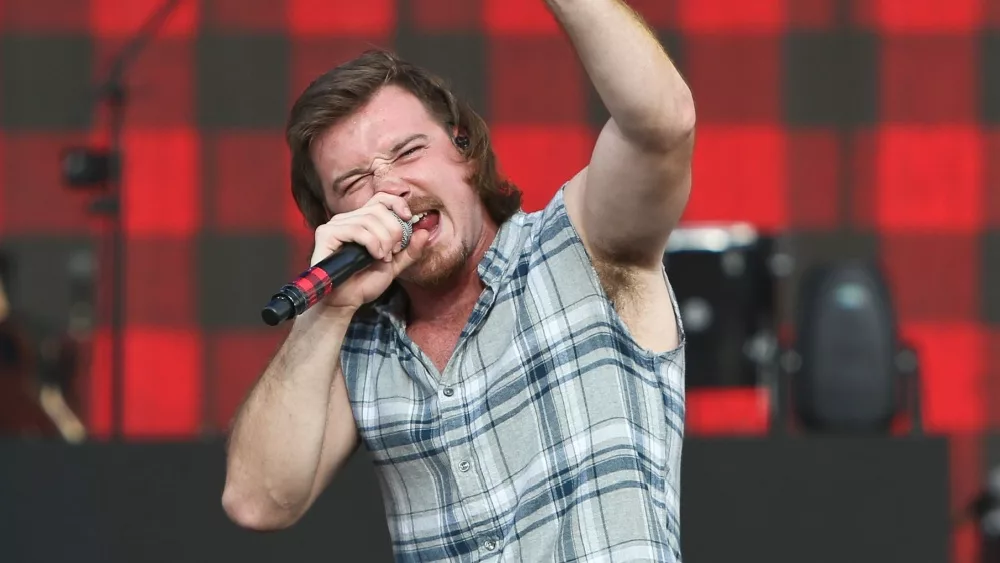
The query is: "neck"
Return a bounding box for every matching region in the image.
[401,220,499,326]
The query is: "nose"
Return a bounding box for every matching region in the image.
[372,166,411,198]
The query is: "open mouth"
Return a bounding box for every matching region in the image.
[409,210,441,235]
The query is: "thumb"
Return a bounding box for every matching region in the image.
[391,229,430,275]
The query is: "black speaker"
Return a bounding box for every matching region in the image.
[665,223,782,388]
[789,261,915,433]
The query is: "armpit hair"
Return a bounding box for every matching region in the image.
[593,258,641,312]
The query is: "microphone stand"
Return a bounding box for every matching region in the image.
[88,0,184,439]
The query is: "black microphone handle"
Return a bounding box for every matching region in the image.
[260,243,375,326]
[323,241,376,287]
[261,207,415,327]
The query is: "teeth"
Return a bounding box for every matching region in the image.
[409,212,428,225]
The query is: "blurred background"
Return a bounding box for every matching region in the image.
[0,0,998,561]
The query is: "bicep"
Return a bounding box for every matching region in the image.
[566,119,693,267]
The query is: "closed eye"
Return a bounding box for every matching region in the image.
[398,146,424,159]
[345,174,370,192]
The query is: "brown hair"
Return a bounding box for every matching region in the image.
[286,49,522,230]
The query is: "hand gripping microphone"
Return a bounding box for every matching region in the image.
[261,212,416,326]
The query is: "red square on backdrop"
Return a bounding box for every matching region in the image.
[881,35,977,123]
[3,133,94,234]
[208,330,287,431]
[91,0,199,37]
[881,233,978,322]
[483,0,559,35]
[683,125,787,231]
[123,328,203,438]
[788,130,840,229]
[685,387,770,436]
[789,0,837,29]
[900,322,985,433]
[684,35,781,123]
[87,328,113,438]
[870,0,981,32]
[94,38,193,127]
[876,126,982,232]
[288,0,396,35]
[988,332,1000,428]
[411,0,482,31]
[677,0,786,32]
[123,129,200,237]
[989,0,1000,27]
[490,125,594,212]
[126,238,196,326]
[2,0,89,31]
[207,132,290,232]
[205,0,286,31]
[289,37,393,101]
[625,0,677,29]
[489,36,585,124]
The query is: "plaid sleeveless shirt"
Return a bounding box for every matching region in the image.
[340,187,686,562]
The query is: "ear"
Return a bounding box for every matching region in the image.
[450,125,470,151]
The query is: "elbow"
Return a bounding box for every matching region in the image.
[222,484,302,532]
[657,91,697,151]
[622,91,696,154]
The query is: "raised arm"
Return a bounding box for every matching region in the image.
[552,0,696,269]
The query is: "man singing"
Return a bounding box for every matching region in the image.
[223,1,695,560]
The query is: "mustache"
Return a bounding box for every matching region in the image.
[406,196,443,215]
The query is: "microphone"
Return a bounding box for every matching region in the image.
[261,212,416,326]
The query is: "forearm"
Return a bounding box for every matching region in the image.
[547,0,694,148]
[222,308,354,528]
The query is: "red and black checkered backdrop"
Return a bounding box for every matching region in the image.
[0,0,998,559]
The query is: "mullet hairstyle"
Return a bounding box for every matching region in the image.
[286,49,522,230]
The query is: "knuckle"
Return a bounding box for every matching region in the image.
[314,224,334,243]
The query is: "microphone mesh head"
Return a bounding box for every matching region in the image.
[395,213,413,249]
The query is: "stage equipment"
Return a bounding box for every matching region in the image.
[59,0,184,438]
[664,222,785,388]
[778,261,921,434]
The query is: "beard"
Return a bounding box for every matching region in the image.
[398,239,471,288]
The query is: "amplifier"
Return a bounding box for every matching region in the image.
[664,223,785,388]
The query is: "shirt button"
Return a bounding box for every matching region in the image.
[458,460,471,472]
[442,387,454,397]
[483,538,498,551]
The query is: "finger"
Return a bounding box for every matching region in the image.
[368,205,407,252]
[391,228,430,275]
[365,192,411,222]
[326,224,385,263]
[336,214,395,260]
[310,224,344,265]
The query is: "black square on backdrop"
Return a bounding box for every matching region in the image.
[983,31,1000,124]
[197,33,289,129]
[784,31,878,126]
[987,433,1000,473]
[981,230,1000,324]
[0,235,97,329]
[776,229,881,322]
[198,233,290,328]
[393,31,488,122]
[587,30,684,129]
[0,35,93,129]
